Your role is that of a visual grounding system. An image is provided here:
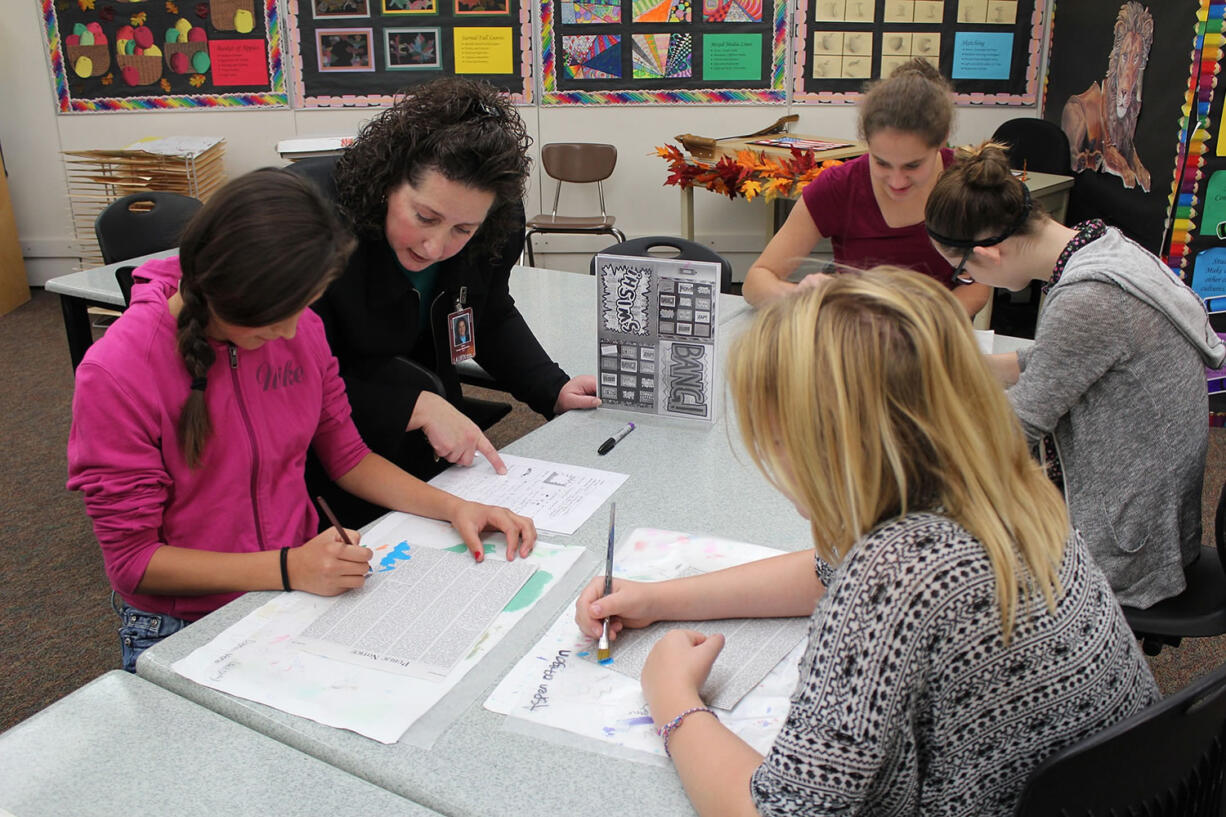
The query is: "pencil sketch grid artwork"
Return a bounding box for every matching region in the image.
[599,261,654,335]
[595,253,719,421]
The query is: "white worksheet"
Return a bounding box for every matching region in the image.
[486,528,809,760]
[428,453,627,535]
[172,516,587,744]
[295,547,536,679]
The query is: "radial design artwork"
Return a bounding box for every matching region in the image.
[562,34,622,77]
[632,32,692,77]
[632,0,691,22]
[703,0,762,22]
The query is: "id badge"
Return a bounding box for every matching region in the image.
[448,306,475,364]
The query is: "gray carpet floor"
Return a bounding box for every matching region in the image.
[2,286,1223,733]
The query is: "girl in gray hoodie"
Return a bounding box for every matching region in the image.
[924,141,1225,609]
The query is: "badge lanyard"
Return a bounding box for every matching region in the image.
[448,285,475,364]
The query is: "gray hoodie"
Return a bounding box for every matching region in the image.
[1010,227,1224,609]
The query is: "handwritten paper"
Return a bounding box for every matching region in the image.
[485,529,808,759]
[296,547,536,679]
[428,453,627,535]
[173,518,585,744]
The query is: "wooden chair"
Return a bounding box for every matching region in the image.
[524,143,625,266]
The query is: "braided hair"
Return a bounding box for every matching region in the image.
[174,169,355,467]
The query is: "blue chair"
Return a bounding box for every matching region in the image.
[589,236,734,294]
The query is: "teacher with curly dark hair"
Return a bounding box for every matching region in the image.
[292,78,599,524]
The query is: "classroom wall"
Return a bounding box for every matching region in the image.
[2,0,1049,286]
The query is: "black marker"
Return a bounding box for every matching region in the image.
[597,421,636,455]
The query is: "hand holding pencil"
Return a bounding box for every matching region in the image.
[285,496,371,596]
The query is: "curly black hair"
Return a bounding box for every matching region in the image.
[334,78,531,260]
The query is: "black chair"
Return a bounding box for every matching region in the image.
[1013,660,1226,816]
[114,266,136,307]
[1121,480,1226,656]
[589,236,734,295]
[990,117,1073,176]
[93,191,203,265]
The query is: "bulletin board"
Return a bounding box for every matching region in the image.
[792,0,1044,104]
[1164,1,1226,298]
[539,0,788,104]
[1045,1,1202,255]
[286,0,533,106]
[41,0,287,111]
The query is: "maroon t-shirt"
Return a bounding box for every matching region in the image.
[801,148,955,288]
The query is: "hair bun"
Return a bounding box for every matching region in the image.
[955,141,1013,189]
[889,56,942,83]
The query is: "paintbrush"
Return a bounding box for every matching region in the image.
[597,502,616,664]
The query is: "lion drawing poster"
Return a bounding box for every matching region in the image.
[1061,2,1155,192]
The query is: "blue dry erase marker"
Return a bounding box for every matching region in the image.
[597,422,636,455]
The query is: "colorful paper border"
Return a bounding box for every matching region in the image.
[790,0,1045,105]
[42,0,287,112]
[540,0,787,104]
[1163,0,1225,279]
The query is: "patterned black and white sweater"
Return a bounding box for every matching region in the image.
[750,513,1159,816]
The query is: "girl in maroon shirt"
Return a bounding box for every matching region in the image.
[743,58,990,317]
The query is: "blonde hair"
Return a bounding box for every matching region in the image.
[727,268,1069,639]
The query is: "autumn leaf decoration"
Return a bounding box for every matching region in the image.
[656,143,842,202]
[165,0,179,12]
[189,73,206,87]
[77,0,94,11]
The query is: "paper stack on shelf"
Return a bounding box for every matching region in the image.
[62,136,226,267]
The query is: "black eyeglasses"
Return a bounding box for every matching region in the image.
[926,185,1033,286]
[951,246,975,285]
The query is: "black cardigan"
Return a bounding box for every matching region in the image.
[292,157,570,460]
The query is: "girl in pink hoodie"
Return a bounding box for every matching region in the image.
[68,169,536,672]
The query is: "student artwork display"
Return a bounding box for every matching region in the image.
[41,0,286,111]
[286,0,532,105]
[540,0,788,103]
[1047,1,1205,255]
[595,253,721,422]
[792,0,1044,103]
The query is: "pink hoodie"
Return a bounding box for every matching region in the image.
[67,256,370,620]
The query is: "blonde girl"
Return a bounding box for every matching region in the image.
[576,268,1157,816]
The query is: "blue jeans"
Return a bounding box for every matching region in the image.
[113,593,190,673]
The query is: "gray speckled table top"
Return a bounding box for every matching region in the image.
[132,291,1030,817]
[137,307,812,817]
[0,671,441,817]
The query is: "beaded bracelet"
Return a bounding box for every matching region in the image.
[657,706,717,757]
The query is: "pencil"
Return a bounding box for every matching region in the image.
[597,503,616,664]
[316,495,353,545]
